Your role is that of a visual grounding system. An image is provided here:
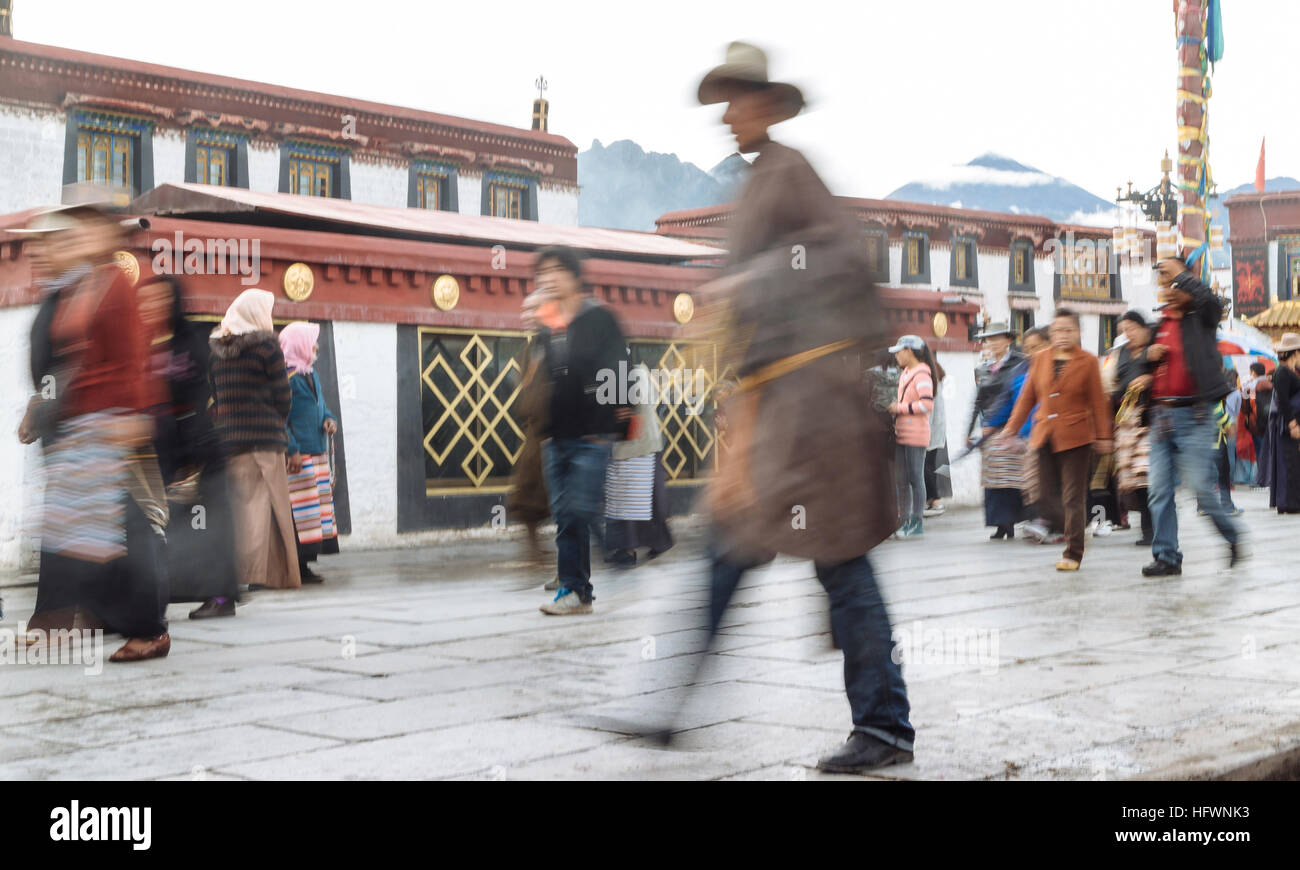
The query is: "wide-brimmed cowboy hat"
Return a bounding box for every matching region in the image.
[10,202,145,236]
[975,321,1013,339]
[1276,332,1300,355]
[697,41,804,121]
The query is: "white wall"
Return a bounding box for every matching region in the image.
[152,128,186,188]
[935,350,981,506]
[247,141,280,193]
[331,321,398,548]
[457,172,482,216]
[0,109,66,214]
[0,305,40,573]
[349,159,407,208]
[538,186,578,226]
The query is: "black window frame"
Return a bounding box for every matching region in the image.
[949,234,979,288]
[863,227,890,284]
[184,130,249,188]
[1012,308,1035,340]
[1009,239,1036,293]
[901,230,931,284]
[407,161,459,210]
[63,110,154,198]
[1099,314,1119,355]
[278,141,351,199]
[481,171,538,221]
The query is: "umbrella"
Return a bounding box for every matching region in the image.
[1216,322,1278,361]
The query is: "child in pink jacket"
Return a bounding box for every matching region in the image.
[888,335,935,537]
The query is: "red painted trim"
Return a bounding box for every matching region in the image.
[0,36,578,183]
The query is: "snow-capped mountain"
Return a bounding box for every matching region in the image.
[885,153,1117,226]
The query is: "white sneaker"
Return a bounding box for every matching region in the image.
[1021,520,1048,542]
[1092,520,1113,537]
[540,589,593,615]
[923,505,945,518]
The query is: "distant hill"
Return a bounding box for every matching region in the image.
[885,153,1116,226]
[577,139,747,231]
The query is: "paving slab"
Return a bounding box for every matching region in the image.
[4,489,1300,779]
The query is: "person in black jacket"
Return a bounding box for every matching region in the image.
[534,246,630,615]
[139,276,240,618]
[1142,257,1241,576]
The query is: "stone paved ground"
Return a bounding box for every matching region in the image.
[2,487,1299,781]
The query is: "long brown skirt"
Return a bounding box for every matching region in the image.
[227,450,300,589]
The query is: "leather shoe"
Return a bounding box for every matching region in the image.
[1141,559,1182,576]
[109,633,171,663]
[189,597,235,619]
[816,732,913,773]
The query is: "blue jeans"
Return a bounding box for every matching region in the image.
[542,438,611,603]
[1149,405,1239,566]
[706,547,914,750]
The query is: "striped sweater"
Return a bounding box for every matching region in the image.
[894,363,934,447]
[209,330,292,455]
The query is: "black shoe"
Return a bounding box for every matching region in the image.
[607,549,637,568]
[1229,542,1243,568]
[816,732,913,774]
[1141,559,1182,576]
[300,564,324,584]
[189,597,235,619]
[989,526,1007,540]
[1134,537,1152,547]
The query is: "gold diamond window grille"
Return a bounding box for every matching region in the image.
[628,340,732,484]
[417,330,729,493]
[420,328,527,493]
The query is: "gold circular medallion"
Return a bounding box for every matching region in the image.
[283,262,315,302]
[932,311,949,339]
[673,292,694,324]
[432,274,460,311]
[113,250,140,286]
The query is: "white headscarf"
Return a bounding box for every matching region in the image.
[213,288,275,338]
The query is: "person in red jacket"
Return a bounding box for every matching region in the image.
[20,205,171,662]
[1001,310,1112,572]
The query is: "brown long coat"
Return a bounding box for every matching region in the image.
[1004,347,1113,452]
[707,139,895,563]
[506,338,551,523]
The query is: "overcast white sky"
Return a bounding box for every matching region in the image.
[15,0,1295,201]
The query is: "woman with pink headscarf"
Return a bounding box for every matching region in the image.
[280,321,340,581]
[209,289,299,598]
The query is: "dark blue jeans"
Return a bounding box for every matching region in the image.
[1149,404,1239,566]
[707,547,915,750]
[542,438,611,603]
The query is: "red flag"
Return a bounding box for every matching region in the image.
[1255,138,1266,193]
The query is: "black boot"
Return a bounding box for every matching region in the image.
[816,732,913,773]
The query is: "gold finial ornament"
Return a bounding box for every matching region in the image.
[673,292,695,324]
[112,250,140,286]
[932,311,948,339]
[283,262,315,301]
[432,274,460,311]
